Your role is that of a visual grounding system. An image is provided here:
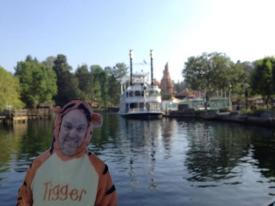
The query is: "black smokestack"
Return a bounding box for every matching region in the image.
[129,50,133,85]
[150,49,153,85]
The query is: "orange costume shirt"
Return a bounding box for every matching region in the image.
[17,100,117,206]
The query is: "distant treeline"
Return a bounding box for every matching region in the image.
[0,54,127,110]
[1,52,275,111]
[182,52,275,109]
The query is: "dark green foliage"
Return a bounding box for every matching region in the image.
[1,53,128,109]
[15,56,57,108]
[75,64,92,101]
[74,64,123,108]
[183,55,209,91]
[53,54,81,106]
[106,63,127,106]
[173,81,186,93]
[229,61,253,95]
[0,67,24,110]
[183,52,251,98]
[113,63,128,80]
[90,65,108,107]
[106,73,121,106]
[251,57,275,108]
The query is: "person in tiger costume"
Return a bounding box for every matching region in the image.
[17,100,117,206]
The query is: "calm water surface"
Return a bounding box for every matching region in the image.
[0,114,275,206]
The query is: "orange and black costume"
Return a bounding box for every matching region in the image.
[17,100,117,206]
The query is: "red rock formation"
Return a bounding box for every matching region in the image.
[160,63,174,99]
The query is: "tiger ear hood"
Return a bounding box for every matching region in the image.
[51,100,102,160]
[91,112,103,128]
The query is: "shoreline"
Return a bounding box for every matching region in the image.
[1,107,274,129]
[164,110,275,129]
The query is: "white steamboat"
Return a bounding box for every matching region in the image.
[119,50,163,119]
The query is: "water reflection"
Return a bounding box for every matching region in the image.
[88,114,164,192]
[184,122,252,183]
[91,113,120,151]
[160,118,176,158]
[249,128,275,178]
[15,120,52,172]
[0,123,28,182]
[117,117,161,191]
[1,115,275,205]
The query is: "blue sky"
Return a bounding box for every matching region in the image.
[1,0,275,82]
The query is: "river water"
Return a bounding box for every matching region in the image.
[0,114,275,206]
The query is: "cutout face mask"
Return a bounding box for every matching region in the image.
[58,109,89,156]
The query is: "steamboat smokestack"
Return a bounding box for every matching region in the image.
[129,49,133,85]
[150,49,153,85]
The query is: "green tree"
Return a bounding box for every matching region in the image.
[0,67,24,110]
[251,57,275,109]
[183,53,231,93]
[209,52,234,92]
[273,61,275,93]
[42,56,56,68]
[15,57,57,108]
[113,63,128,80]
[183,52,234,98]
[99,71,108,107]
[90,65,107,107]
[173,81,186,94]
[53,54,80,106]
[75,64,92,100]
[183,55,209,91]
[104,66,121,106]
[229,61,253,95]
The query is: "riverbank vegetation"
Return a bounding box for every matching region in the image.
[182,52,275,112]
[0,52,275,112]
[0,54,127,110]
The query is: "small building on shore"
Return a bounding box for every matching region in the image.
[162,96,232,114]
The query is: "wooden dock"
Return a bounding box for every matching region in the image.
[0,108,52,124]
